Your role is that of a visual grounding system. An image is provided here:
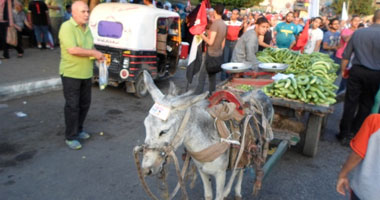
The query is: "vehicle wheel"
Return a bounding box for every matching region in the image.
[134,74,148,98]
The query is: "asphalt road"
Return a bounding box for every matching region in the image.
[0,69,351,200]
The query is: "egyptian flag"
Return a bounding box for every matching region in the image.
[186,0,208,85]
[292,20,310,52]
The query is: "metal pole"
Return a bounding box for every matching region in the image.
[249,140,289,180]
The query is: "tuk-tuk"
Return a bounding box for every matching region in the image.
[89,3,182,97]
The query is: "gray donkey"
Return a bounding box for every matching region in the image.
[140,71,274,200]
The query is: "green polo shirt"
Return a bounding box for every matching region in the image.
[59,17,94,79]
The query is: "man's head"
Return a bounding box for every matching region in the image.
[213,3,224,18]
[143,0,152,5]
[231,8,240,21]
[312,17,322,29]
[329,18,340,31]
[255,17,270,36]
[72,1,89,26]
[373,9,380,24]
[14,1,23,12]
[285,12,294,23]
[351,15,360,29]
[66,4,72,13]
[285,2,291,9]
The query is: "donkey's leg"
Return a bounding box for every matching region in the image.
[199,170,213,200]
[214,170,226,200]
[234,169,244,200]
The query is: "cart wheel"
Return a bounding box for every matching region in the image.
[303,114,323,157]
[134,74,148,98]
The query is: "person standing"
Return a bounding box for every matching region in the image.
[12,1,32,57]
[232,17,270,69]
[337,10,380,145]
[336,114,380,200]
[0,0,14,59]
[222,8,241,80]
[28,0,53,49]
[320,18,340,61]
[304,17,323,54]
[59,1,104,150]
[335,15,360,94]
[274,12,299,49]
[45,0,63,46]
[198,3,226,94]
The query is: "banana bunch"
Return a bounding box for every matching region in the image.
[310,61,337,82]
[262,75,338,105]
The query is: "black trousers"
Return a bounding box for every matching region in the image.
[339,65,380,138]
[61,76,92,140]
[0,22,9,58]
[11,30,24,54]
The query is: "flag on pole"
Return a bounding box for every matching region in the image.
[341,2,348,21]
[292,20,310,52]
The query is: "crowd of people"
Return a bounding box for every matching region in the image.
[0,0,72,59]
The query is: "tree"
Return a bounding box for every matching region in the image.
[211,0,264,9]
[332,0,374,16]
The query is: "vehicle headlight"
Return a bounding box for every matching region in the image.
[123,58,129,68]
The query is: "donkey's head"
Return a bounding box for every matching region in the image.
[141,71,208,176]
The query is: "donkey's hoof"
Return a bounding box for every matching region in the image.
[234,196,242,200]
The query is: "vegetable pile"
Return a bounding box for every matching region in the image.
[257,48,340,105]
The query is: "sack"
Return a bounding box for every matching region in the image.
[6,27,18,46]
[205,53,223,74]
[97,60,109,90]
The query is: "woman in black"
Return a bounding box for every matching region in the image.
[0,0,14,59]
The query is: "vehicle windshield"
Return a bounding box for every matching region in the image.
[98,21,123,39]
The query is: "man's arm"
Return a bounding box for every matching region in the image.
[323,42,338,51]
[289,40,296,49]
[336,151,363,196]
[200,31,217,46]
[258,35,272,48]
[67,47,104,61]
[314,40,322,52]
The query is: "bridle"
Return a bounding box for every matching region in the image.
[133,108,192,200]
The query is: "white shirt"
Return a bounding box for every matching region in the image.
[304,28,323,54]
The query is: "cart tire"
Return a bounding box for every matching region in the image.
[134,74,148,98]
[303,114,323,157]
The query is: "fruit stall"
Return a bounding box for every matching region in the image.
[220,48,339,157]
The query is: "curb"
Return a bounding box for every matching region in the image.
[0,77,62,102]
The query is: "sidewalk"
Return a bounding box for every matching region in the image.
[0,48,62,101]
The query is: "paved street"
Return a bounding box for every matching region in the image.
[0,64,350,199]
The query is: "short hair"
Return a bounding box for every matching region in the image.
[213,3,224,16]
[313,17,322,22]
[255,17,269,25]
[232,8,240,13]
[285,12,294,17]
[329,18,339,25]
[351,15,360,21]
[373,9,380,22]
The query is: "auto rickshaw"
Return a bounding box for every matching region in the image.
[89,3,182,97]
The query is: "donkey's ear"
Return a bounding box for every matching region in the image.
[168,81,179,97]
[172,91,209,109]
[143,70,164,102]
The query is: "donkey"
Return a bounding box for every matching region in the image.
[140,71,274,200]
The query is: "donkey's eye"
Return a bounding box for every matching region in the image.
[159,130,168,137]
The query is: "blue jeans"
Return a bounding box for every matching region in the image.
[221,40,237,80]
[33,25,50,44]
[335,58,347,94]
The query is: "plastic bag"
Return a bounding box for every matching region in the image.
[97,60,108,90]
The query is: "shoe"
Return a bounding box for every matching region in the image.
[46,44,54,50]
[17,54,23,58]
[78,131,90,140]
[37,44,42,49]
[65,140,82,150]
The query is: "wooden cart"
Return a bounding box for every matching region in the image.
[219,74,333,157]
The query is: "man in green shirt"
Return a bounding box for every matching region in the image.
[59,1,104,150]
